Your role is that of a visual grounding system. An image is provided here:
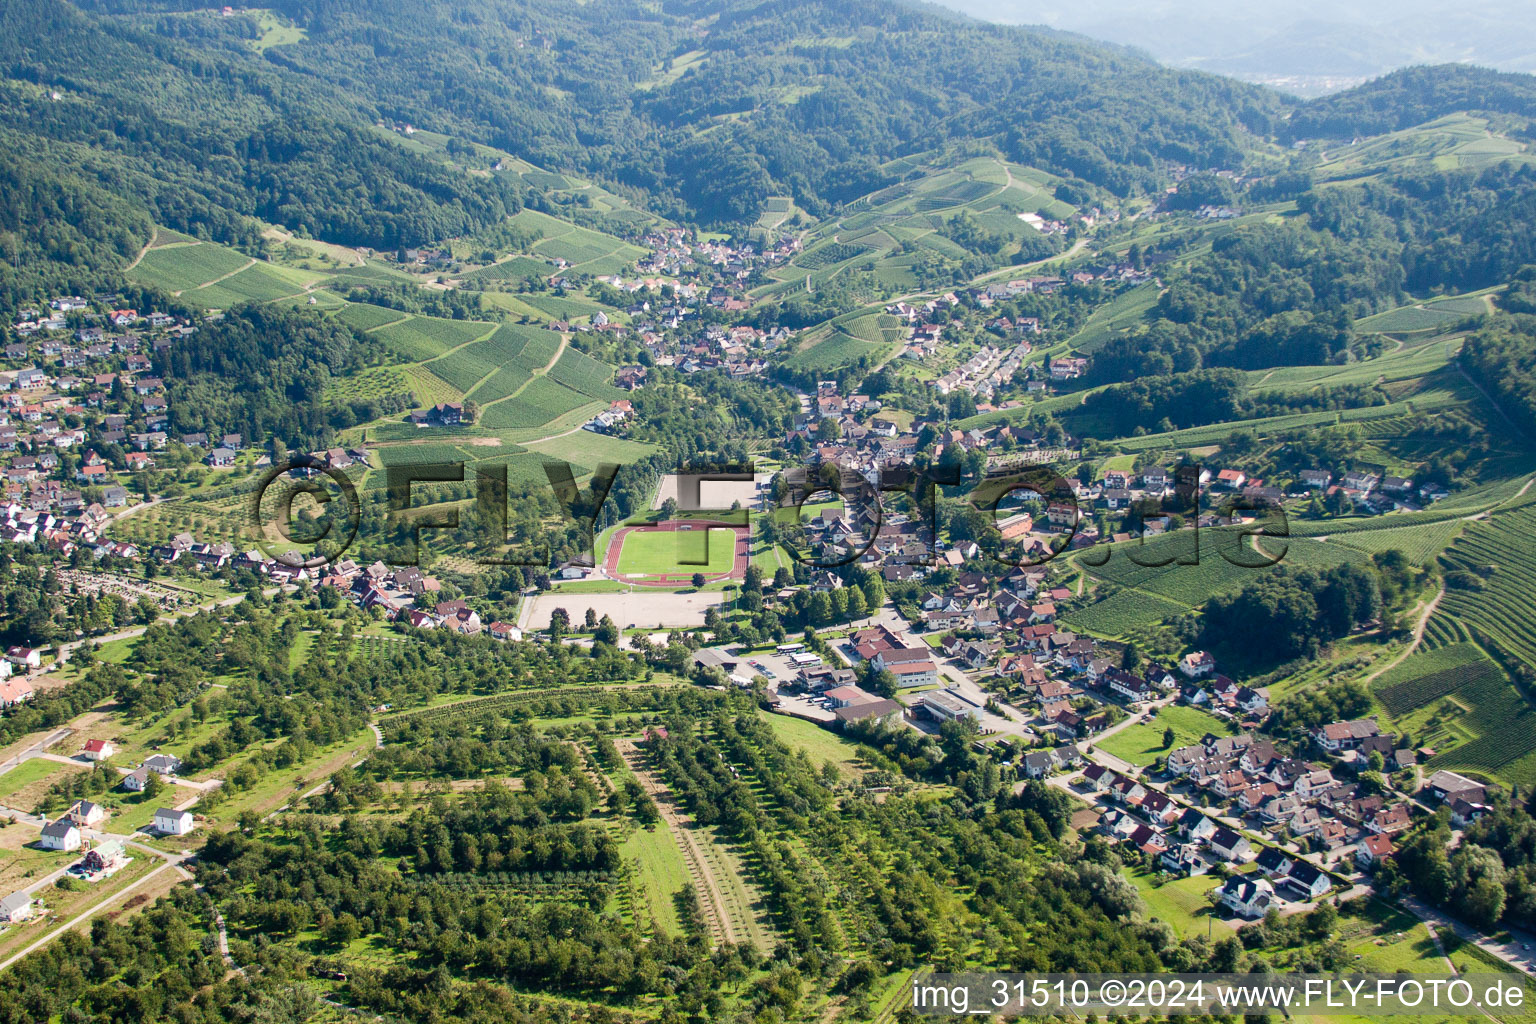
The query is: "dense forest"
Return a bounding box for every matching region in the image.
[6,0,1279,242]
[1283,65,1536,140]
[1459,313,1536,435]
[0,2,527,248]
[1201,562,1383,665]
[154,305,406,448]
[0,150,153,309]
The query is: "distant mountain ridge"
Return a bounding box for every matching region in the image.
[927,0,1536,96]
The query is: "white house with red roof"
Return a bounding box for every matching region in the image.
[80,738,115,762]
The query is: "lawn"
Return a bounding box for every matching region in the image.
[523,431,657,471]
[0,822,76,894]
[615,528,737,576]
[1126,867,1235,937]
[614,820,688,936]
[1095,704,1231,767]
[760,711,865,776]
[0,758,76,801]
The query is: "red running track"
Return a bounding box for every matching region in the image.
[602,519,750,588]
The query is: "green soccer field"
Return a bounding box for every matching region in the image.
[615,528,738,576]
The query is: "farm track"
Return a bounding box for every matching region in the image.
[124,233,155,272]
[1362,583,1444,687]
[361,311,413,333]
[176,255,257,296]
[421,323,502,371]
[615,737,738,947]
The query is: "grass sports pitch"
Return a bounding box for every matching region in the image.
[615,528,738,576]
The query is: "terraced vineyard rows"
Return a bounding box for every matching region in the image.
[130,241,251,292]
[546,348,619,399]
[424,321,529,392]
[373,315,494,362]
[481,377,592,429]
[1438,504,1536,673]
[1331,519,1466,565]
[1078,529,1368,608]
[335,301,410,332]
[794,242,870,269]
[1375,642,1504,716]
[1060,587,1189,639]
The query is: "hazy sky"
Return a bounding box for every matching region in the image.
[927,0,1536,94]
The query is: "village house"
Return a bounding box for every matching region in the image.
[1356,833,1395,869]
[153,807,196,836]
[39,818,81,851]
[1207,826,1252,862]
[81,839,126,874]
[65,799,106,828]
[1220,876,1275,918]
[1312,718,1382,752]
[0,892,32,925]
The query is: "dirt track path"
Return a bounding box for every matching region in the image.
[176,256,257,296]
[615,737,737,946]
[124,232,155,272]
[1362,583,1444,687]
[478,333,569,410]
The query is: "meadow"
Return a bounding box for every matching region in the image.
[1094,704,1229,767]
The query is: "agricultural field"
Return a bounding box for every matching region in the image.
[501,209,649,276]
[785,329,889,371]
[334,301,410,333]
[479,377,596,429]
[181,260,322,308]
[396,364,465,408]
[1312,113,1533,182]
[615,528,737,576]
[460,255,556,285]
[1437,502,1536,676]
[1373,641,1503,718]
[612,817,688,936]
[421,320,536,393]
[323,366,415,406]
[755,153,1074,302]
[518,292,613,322]
[1354,304,1468,335]
[1065,283,1161,353]
[129,241,252,293]
[1075,528,1369,610]
[1377,633,1536,789]
[1088,400,1436,454]
[1059,587,1189,639]
[524,430,657,471]
[1250,334,1460,392]
[546,347,619,399]
[1326,518,1466,565]
[374,315,496,365]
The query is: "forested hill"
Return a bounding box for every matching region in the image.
[1286,65,1536,140]
[0,0,527,249]
[57,0,1283,221]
